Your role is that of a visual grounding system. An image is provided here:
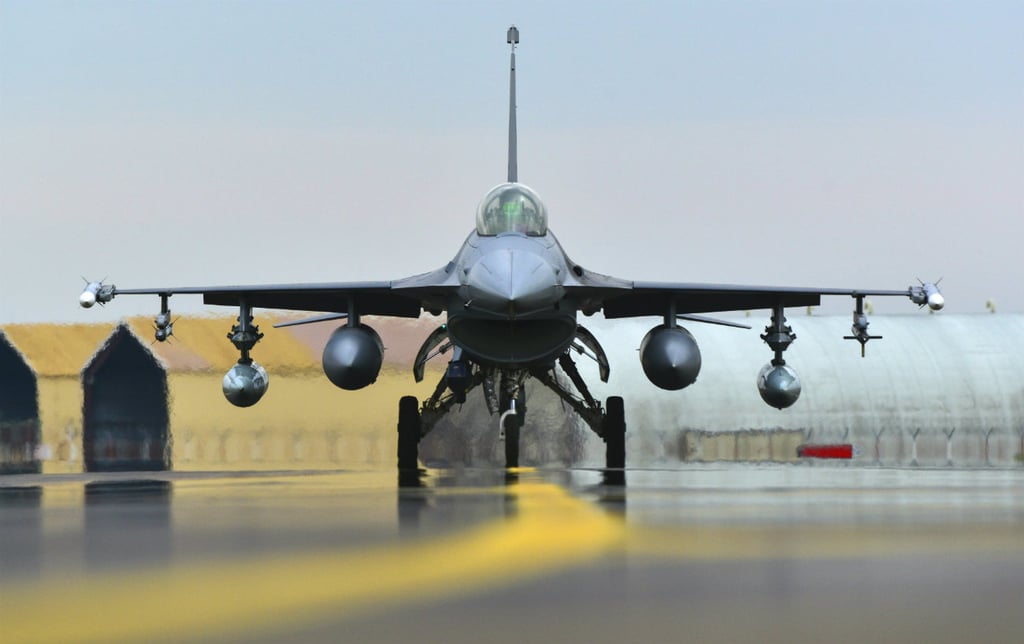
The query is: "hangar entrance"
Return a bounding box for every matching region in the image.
[0,333,40,474]
[82,325,170,472]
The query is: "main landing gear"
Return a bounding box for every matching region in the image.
[397,325,626,472]
[395,391,625,471]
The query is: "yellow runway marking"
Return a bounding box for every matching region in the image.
[0,480,624,644]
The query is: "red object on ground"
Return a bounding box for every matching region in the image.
[797,443,854,459]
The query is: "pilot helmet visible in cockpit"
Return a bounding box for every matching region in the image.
[475,183,548,236]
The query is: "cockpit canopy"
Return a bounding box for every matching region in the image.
[475,183,548,236]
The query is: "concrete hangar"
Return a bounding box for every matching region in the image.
[0,313,1022,473]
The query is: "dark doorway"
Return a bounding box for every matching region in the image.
[0,332,40,474]
[82,325,170,472]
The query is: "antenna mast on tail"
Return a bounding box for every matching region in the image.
[507,25,519,183]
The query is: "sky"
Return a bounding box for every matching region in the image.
[1,0,1021,324]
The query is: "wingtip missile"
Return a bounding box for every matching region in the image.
[79,289,96,308]
[80,281,115,308]
[910,281,945,311]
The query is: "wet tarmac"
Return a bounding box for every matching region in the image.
[2,465,1024,643]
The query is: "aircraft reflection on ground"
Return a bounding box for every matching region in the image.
[0,485,43,578]
[397,466,628,537]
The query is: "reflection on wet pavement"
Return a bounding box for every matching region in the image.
[1,465,1024,643]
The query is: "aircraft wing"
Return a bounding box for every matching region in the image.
[84,269,460,318]
[568,279,940,318]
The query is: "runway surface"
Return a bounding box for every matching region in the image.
[2,465,1024,643]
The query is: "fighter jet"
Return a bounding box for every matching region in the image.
[80,26,944,470]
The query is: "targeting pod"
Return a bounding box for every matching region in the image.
[222,361,269,407]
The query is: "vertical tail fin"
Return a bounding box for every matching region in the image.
[507,25,519,183]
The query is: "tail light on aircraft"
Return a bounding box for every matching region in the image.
[322,325,384,390]
[222,361,269,407]
[639,325,702,390]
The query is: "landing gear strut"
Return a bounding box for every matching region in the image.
[403,325,623,471]
[531,357,626,469]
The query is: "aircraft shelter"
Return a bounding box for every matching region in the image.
[81,324,170,472]
[0,331,40,474]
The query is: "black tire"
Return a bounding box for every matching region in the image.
[604,396,626,469]
[500,389,525,469]
[397,395,421,470]
[504,421,520,468]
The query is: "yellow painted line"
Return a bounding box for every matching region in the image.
[0,480,625,644]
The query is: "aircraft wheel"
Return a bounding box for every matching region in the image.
[604,396,625,469]
[397,395,421,470]
[504,421,520,468]
[500,389,525,468]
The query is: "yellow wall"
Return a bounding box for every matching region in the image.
[679,429,804,463]
[38,377,85,474]
[167,366,444,470]
[32,367,443,473]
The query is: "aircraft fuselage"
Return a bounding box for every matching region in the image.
[447,231,579,368]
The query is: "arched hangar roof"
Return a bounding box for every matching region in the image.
[590,313,1024,435]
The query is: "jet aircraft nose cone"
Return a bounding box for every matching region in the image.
[465,248,562,313]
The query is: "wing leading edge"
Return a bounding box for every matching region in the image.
[86,269,462,319]
[88,277,940,319]
[108,282,421,317]
[587,281,939,318]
